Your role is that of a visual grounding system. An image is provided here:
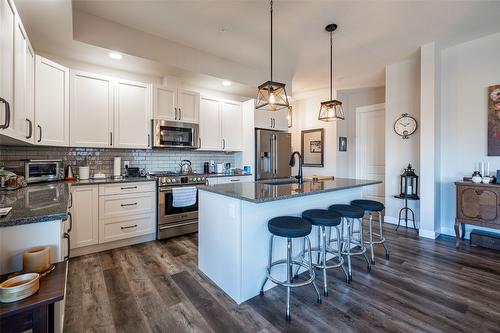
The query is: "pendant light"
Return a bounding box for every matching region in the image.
[256,0,289,112]
[318,23,344,121]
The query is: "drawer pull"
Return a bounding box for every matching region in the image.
[121,202,138,207]
[120,186,137,190]
[230,179,241,182]
[121,224,138,230]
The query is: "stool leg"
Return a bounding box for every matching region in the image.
[306,236,321,304]
[260,235,274,296]
[286,238,292,321]
[321,226,328,296]
[379,211,389,259]
[293,237,306,280]
[335,225,349,283]
[368,212,375,265]
[346,218,352,282]
[317,226,321,264]
[358,218,372,272]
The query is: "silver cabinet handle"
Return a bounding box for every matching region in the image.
[120,186,137,190]
[68,192,73,209]
[0,97,10,129]
[179,107,182,120]
[121,202,138,207]
[25,118,33,139]
[270,118,273,128]
[109,132,113,146]
[37,125,42,142]
[230,179,241,182]
[222,138,226,150]
[148,134,150,147]
[175,107,178,120]
[63,233,70,261]
[121,224,138,230]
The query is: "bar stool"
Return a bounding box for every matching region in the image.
[328,204,371,281]
[301,209,348,296]
[260,216,321,321]
[351,199,389,264]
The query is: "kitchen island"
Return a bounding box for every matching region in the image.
[197,177,381,304]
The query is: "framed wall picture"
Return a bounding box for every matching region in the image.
[488,84,500,156]
[301,128,324,167]
[339,136,347,152]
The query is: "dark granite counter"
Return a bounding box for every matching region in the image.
[205,173,253,178]
[0,182,69,227]
[198,178,381,203]
[70,176,156,186]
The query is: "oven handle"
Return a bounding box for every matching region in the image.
[159,221,197,230]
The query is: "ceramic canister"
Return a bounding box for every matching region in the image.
[22,246,50,273]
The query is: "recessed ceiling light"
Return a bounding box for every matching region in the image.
[222,80,231,86]
[109,52,123,60]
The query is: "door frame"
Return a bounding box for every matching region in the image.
[355,103,385,181]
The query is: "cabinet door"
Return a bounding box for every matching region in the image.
[34,55,69,146]
[114,79,151,149]
[70,185,99,249]
[459,187,498,222]
[221,100,243,151]
[12,16,27,141]
[154,85,177,121]
[254,109,273,130]
[178,89,199,123]
[24,43,34,142]
[70,70,114,147]
[199,96,221,150]
[0,0,15,136]
[273,108,289,131]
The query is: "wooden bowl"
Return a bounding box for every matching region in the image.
[0,273,40,303]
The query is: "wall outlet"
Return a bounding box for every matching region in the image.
[124,161,130,168]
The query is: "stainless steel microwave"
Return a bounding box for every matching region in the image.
[152,119,199,149]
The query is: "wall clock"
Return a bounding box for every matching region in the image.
[394,113,418,139]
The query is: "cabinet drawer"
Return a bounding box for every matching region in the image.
[99,214,155,243]
[99,192,155,220]
[217,176,253,184]
[99,181,155,196]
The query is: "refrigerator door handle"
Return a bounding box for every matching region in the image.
[269,136,274,174]
[274,134,278,174]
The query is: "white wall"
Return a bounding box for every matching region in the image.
[440,32,500,237]
[385,55,421,225]
[336,87,385,178]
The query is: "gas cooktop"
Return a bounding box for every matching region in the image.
[150,171,207,186]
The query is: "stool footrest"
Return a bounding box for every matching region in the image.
[266,260,315,287]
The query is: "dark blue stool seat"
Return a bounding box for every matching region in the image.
[268,216,312,238]
[351,199,385,212]
[302,209,342,226]
[328,204,364,219]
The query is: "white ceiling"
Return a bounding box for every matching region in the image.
[15,0,500,97]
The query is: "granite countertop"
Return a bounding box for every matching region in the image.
[198,178,381,203]
[205,173,253,178]
[69,176,156,186]
[0,182,70,227]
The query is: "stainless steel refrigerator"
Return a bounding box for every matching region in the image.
[255,129,292,180]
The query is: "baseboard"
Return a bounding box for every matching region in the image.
[70,233,156,257]
[419,229,439,239]
[384,215,420,228]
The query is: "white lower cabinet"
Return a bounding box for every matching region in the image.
[69,185,99,249]
[70,182,155,251]
[208,175,253,185]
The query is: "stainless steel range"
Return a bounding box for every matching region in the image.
[153,172,207,240]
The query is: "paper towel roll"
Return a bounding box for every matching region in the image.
[113,157,121,177]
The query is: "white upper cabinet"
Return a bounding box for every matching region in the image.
[254,107,288,131]
[0,0,15,138]
[221,100,243,151]
[199,96,243,151]
[114,79,152,149]
[154,85,176,121]
[178,89,199,123]
[70,70,114,148]
[199,96,222,150]
[25,43,34,142]
[35,55,70,146]
[153,84,199,123]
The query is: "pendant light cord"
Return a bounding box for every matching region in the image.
[270,0,273,82]
[330,30,333,101]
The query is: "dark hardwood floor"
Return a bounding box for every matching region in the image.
[64,224,500,333]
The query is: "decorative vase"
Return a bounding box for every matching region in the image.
[472,171,482,183]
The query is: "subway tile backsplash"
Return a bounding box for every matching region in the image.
[0,146,236,176]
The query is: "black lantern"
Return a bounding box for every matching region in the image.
[400,164,419,199]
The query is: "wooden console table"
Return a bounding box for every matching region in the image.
[455,182,500,246]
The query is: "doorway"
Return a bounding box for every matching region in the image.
[355,103,385,203]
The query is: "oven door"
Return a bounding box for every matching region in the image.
[153,120,199,149]
[158,187,198,239]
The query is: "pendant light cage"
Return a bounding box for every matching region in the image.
[256,0,289,112]
[318,23,344,121]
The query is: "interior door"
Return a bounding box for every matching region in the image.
[154,85,177,121]
[70,70,114,147]
[356,103,385,203]
[178,89,199,123]
[274,132,292,179]
[256,129,274,180]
